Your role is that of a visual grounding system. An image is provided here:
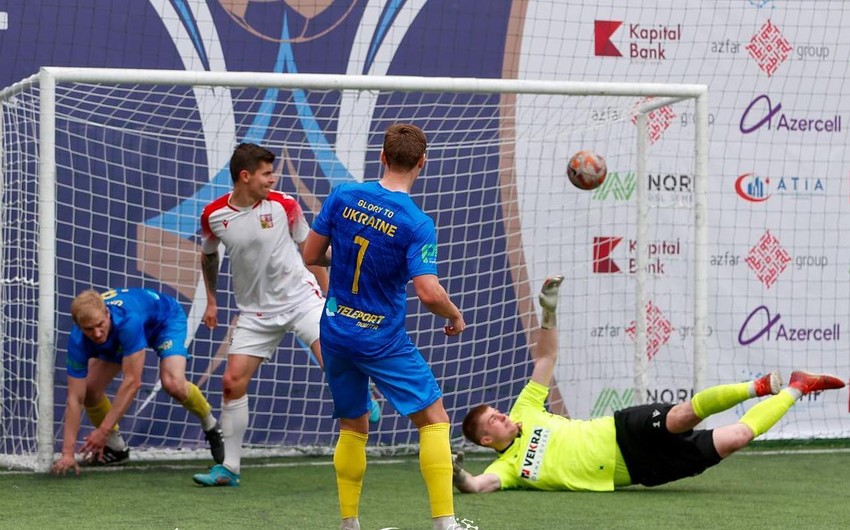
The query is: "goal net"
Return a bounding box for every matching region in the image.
[1,68,711,471]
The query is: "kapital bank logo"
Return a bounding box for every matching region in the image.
[595,20,623,56]
[592,236,681,274]
[740,94,842,134]
[594,19,682,59]
[593,236,623,272]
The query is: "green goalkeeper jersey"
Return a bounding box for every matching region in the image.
[483,380,618,491]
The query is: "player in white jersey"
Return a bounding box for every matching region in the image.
[192,143,329,487]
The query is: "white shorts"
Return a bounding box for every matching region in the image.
[229,299,323,359]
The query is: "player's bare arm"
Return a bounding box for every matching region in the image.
[299,240,330,294]
[80,350,145,463]
[530,274,564,387]
[51,376,87,475]
[302,230,332,267]
[411,274,465,336]
[200,250,219,328]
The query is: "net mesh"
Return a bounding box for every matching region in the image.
[3,75,712,468]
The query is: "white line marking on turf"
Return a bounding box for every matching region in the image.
[4,449,850,476]
[0,458,410,475]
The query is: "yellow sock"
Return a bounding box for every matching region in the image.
[739,390,796,438]
[181,382,212,419]
[419,423,454,519]
[85,396,118,431]
[691,382,751,420]
[334,430,367,519]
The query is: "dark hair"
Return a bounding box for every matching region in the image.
[461,404,491,446]
[230,143,275,183]
[383,123,427,171]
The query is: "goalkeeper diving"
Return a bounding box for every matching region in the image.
[452,274,846,493]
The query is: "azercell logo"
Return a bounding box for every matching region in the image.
[738,305,841,345]
[740,95,842,134]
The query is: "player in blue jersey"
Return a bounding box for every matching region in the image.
[303,123,466,530]
[51,288,224,475]
[452,275,846,493]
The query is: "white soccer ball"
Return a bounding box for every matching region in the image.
[567,150,607,191]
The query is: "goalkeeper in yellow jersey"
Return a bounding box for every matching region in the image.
[453,274,846,493]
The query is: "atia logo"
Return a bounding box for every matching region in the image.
[735,173,770,202]
[736,172,825,202]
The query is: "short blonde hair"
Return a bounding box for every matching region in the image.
[71,289,107,325]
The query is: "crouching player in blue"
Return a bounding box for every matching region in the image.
[452,274,846,493]
[51,288,224,475]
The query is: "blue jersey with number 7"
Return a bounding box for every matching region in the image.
[312,181,438,356]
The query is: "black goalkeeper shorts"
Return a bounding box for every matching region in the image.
[614,403,722,487]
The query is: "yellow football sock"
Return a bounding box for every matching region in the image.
[180,382,213,419]
[85,396,118,431]
[691,382,751,420]
[419,423,454,519]
[334,430,367,519]
[739,390,796,438]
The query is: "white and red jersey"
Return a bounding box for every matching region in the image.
[200,191,323,315]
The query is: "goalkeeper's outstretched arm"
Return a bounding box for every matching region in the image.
[452,451,501,494]
[530,274,564,388]
[454,275,565,494]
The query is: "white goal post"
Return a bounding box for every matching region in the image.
[1,67,709,472]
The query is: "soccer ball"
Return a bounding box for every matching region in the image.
[567,150,607,191]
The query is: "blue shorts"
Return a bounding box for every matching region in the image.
[95,296,190,364]
[323,339,442,419]
[150,295,190,359]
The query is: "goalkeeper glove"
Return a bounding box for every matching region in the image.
[539,274,564,329]
[452,451,466,485]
